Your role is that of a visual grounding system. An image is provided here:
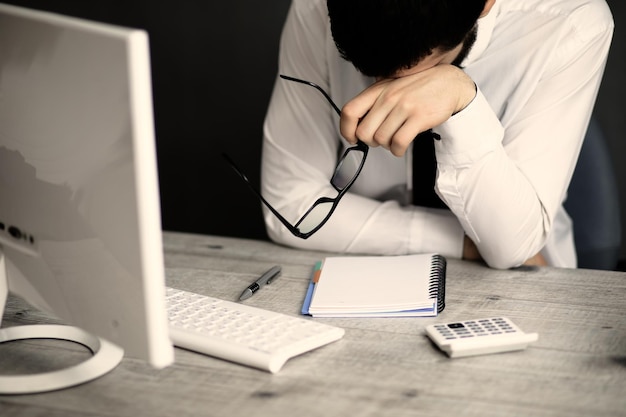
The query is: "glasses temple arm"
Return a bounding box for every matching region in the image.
[279,74,342,116]
[280,74,372,150]
[221,153,304,236]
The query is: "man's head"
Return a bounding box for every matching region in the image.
[327,0,491,78]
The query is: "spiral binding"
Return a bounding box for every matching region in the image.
[428,254,447,313]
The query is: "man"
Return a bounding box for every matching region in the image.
[261,0,613,269]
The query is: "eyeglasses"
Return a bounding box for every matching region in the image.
[223,74,368,239]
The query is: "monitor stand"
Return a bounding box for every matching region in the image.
[0,251,124,394]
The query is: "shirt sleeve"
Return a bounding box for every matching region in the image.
[434,4,614,269]
[261,0,465,258]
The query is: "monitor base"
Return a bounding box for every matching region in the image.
[0,324,123,394]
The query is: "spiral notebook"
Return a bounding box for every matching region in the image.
[301,253,446,317]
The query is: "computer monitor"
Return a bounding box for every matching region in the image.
[0,3,174,393]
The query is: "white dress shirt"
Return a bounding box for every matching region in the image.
[261,0,614,268]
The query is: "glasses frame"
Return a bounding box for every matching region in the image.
[223,74,368,239]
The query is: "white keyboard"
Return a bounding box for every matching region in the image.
[165,287,345,373]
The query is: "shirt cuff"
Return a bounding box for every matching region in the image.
[432,88,504,166]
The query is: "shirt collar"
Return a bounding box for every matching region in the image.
[461,0,500,67]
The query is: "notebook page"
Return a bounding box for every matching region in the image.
[309,254,436,313]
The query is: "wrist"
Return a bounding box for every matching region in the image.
[451,68,477,115]
[446,65,477,115]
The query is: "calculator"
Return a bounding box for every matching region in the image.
[425,317,538,358]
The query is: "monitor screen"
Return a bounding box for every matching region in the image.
[0,2,174,382]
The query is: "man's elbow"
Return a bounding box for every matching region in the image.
[480,243,544,270]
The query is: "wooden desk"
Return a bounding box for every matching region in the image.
[2,231,625,416]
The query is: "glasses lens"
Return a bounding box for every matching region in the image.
[297,201,335,233]
[331,147,365,190]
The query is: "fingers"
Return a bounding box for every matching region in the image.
[340,80,427,156]
[388,119,426,156]
[339,81,387,144]
[339,71,444,156]
[338,65,476,156]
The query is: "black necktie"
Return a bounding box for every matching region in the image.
[412,130,448,209]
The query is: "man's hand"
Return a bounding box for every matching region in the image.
[463,235,548,267]
[522,252,548,267]
[463,235,482,261]
[340,64,476,156]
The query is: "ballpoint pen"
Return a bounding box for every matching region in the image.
[239,265,282,301]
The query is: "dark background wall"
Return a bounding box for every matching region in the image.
[3,0,292,241]
[595,0,626,265]
[4,0,625,265]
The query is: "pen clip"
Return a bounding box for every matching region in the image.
[260,265,281,286]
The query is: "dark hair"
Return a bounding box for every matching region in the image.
[327,0,486,77]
